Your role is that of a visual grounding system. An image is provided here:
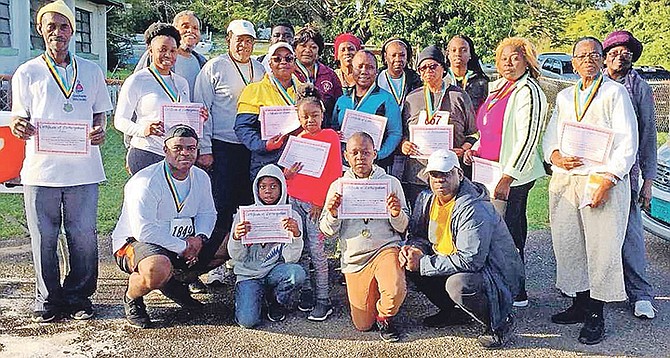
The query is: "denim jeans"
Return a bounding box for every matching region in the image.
[234,263,305,328]
[24,184,99,312]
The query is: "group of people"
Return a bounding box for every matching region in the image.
[7,0,657,350]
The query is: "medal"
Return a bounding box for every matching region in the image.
[361,228,371,238]
[43,52,78,111]
[63,101,73,113]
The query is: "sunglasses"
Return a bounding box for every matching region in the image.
[418,63,441,73]
[270,55,295,64]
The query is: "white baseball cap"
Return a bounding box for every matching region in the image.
[227,19,256,38]
[425,149,460,173]
[267,42,295,57]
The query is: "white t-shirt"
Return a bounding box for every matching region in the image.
[114,68,191,156]
[174,53,201,101]
[11,54,113,187]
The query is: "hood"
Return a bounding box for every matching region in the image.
[454,179,489,210]
[252,164,288,205]
[343,165,388,179]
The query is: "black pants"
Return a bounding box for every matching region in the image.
[503,180,535,294]
[408,271,490,326]
[126,147,163,175]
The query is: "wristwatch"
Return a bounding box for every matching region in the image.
[196,233,209,244]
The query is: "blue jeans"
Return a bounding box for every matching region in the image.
[24,184,99,312]
[623,190,653,302]
[234,263,306,328]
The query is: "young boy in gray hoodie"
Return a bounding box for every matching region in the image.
[228,164,305,328]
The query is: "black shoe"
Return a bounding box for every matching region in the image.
[188,278,208,294]
[578,312,605,345]
[267,300,286,322]
[513,290,529,308]
[298,290,315,312]
[31,309,58,323]
[551,304,586,324]
[478,315,514,349]
[70,306,94,320]
[160,279,204,310]
[123,294,151,329]
[422,308,473,328]
[377,317,400,342]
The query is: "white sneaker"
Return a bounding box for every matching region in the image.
[513,299,529,308]
[206,265,225,285]
[634,300,656,319]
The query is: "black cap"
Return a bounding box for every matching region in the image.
[164,124,198,143]
[417,45,445,68]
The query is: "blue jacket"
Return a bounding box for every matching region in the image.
[331,86,402,161]
[406,179,524,330]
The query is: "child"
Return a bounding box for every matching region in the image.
[284,83,343,321]
[227,164,306,328]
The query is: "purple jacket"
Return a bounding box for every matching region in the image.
[294,62,343,121]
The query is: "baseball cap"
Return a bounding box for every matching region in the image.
[164,124,199,143]
[425,149,460,173]
[267,42,295,58]
[227,19,256,38]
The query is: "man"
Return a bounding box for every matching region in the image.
[9,0,113,322]
[193,20,265,285]
[112,125,223,329]
[320,132,409,342]
[542,37,638,345]
[134,10,206,99]
[258,22,295,71]
[401,150,522,349]
[602,30,657,320]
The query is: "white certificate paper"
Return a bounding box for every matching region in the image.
[340,109,387,150]
[409,124,454,159]
[278,136,331,178]
[239,204,293,244]
[559,121,614,164]
[260,106,300,140]
[338,179,390,219]
[35,120,90,156]
[472,157,502,197]
[161,104,204,137]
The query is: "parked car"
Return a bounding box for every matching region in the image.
[642,132,670,241]
[538,52,579,81]
[634,66,670,81]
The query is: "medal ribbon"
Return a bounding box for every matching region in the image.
[42,52,77,100]
[148,64,180,102]
[574,73,603,122]
[385,71,406,105]
[423,81,447,124]
[448,68,473,90]
[164,162,190,213]
[352,83,377,110]
[269,75,297,105]
[486,80,516,111]
[232,58,254,86]
[296,61,318,84]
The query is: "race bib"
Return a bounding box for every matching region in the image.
[170,217,194,240]
[419,110,450,125]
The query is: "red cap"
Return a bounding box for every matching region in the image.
[334,33,362,59]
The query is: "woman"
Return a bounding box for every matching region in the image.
[445,35,489,112]
[115,23,205,175]
[464,37,548,308]
[333,33,363,93]
[400,45,477,206]
[292,25,343,121]
[377,38,422,112]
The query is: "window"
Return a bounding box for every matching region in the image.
[0,0,10,48]
[75,8,91,53]
[30,0,49,51]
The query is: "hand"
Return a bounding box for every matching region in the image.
[10,116,35,140]
[493,175,514,201]
[451,147,465,157]
[387,193,402,218]
[233,220,251,240]
[265,134,287,151]
[639,179,653,209]
[196,154,214,171]
[398,245,411,267]
[463,149,477,165]
[282,217,301,237]
[89,125,106,145]
[144,121,164,137]
[590,176,614,208]
[284,162,303,180]
[308,205,323,223]
[401,140,422,157]
[337,131,345,141]
[551,150,583,171]
[183,235,204,266]
[405,246,423,272]
[200,106,209,123]
[326,192,342,218]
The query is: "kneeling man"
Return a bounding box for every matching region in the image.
[401,150,523,348]
[112,125,222,328]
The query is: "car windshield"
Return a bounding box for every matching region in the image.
[562,61,574,74]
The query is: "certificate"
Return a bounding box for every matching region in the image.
[338,179,390,219]
[35,120,90,156]
[277,136,331,178]
[409,124,454,159]
[472,157,502,197]
[161,104,204,137]
[340,109,387,150]
[239,204,293,244]
[559,121,614,164]
[260,106,300,140]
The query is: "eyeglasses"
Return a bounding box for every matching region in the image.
[270,55,295,64]
[428,170,455,179]
[574,52,602,61]
[607,50,633,59]
[418,63,441,73]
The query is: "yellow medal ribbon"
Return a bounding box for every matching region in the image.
[384,71,406,105]
[164,162,190,213]
[42,52,77,100]
[296,61,318,84]
[231,58,254,86]
[423,81,447,125]
[448,68,472,90]
[148,64,180,102]
[352,83,377,110]
[574,73,603,122]
[486,80,516,111]
[269,75,297,106]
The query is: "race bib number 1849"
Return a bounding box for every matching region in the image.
[171,217,194,240]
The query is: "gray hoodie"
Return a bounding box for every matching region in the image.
[227,164,304,282]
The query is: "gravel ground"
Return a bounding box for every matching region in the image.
[0,230,668,358]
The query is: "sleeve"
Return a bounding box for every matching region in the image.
[388,177,409,233]
[329,97,344,131]
[470,77,489,112]
[193,64,215,154]
[227,211,248,262]
[638,82,657,180]
[459,92,478,145]
[378,96,402,160]
[194,172,217,237]
[606,87,639,179]
[92,66,113,113]
[542,104,561,164]
[405,191,433,254]
[234,112,267,153]
[419,205,491,276]
[281,209,304,263]
[113,75,147,137]
[10,68,30,118]
[501,84,547,179]
[319,180,342,237]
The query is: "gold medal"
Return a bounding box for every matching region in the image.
[63,101,73,113]
[361,228,370,238]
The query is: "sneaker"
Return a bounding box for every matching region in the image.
[578,312,605,345]
[206,265,226,286]
[634,300,656,319]
[188,278,208,294]
[551,303,586,324]
[422,308,472,328]
[308,302,333,321]
[123,294,151,329]
[513,290,529,307]
[478,315,514,349]
[298,290,315,312]
[377,317,400,342]
[31,310,58,323]
[70,307,94,320]
[267,301,286,322]
[160,279,204,310]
